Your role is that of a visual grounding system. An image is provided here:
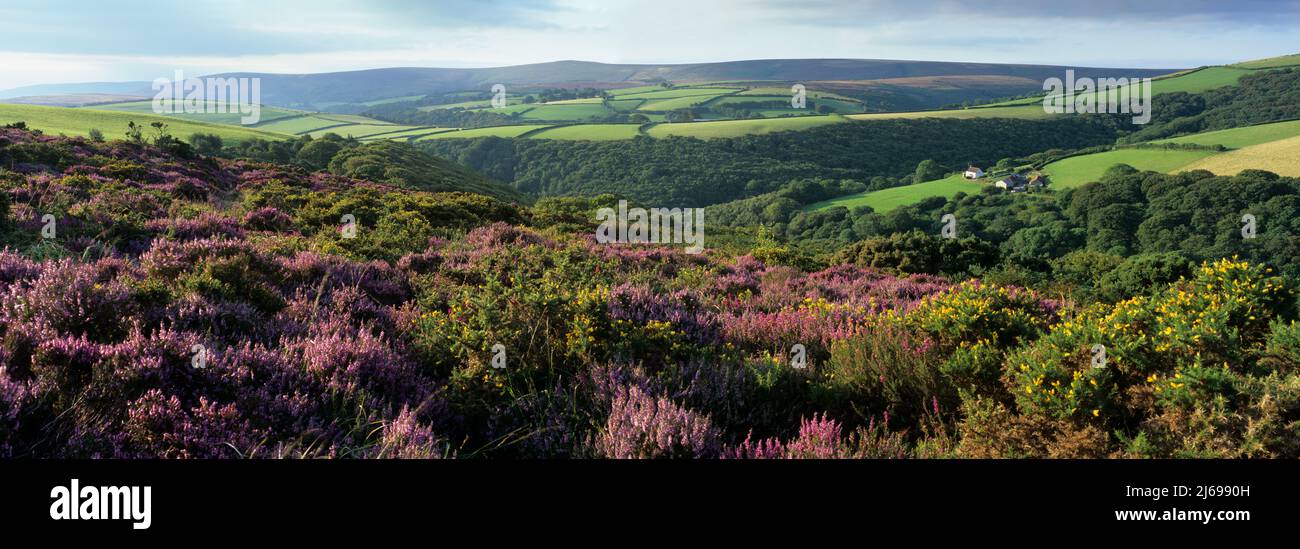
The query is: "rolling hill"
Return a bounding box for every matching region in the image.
[0,59,1175,111]
[0,103,286,142]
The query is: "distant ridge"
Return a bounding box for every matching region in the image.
[0,58,1178,110]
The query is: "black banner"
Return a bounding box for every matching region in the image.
[0,459,1285,540]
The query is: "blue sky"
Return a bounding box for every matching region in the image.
[1,0,1298,89]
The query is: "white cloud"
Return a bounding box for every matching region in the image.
[1,0,1297,90]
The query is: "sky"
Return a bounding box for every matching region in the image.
[2,0,1299,89]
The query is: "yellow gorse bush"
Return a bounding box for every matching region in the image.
[1007,258,1292,423]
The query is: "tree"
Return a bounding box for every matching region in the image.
[1097,252,1192,302]
[189,133,224,156]
[125,121,144,143]
[88,128,104,142]
[833,230,998,276]
[914,159,945,183]
[295,138,344,170]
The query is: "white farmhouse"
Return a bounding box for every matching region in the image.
[995,173,1029,191]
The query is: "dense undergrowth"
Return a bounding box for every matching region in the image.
[2,127,1298,458]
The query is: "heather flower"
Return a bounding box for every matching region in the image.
[124,388,258,458]
[374,406,448,459]
[784,414,846,458]
[723,414,849,459]
[0,250,41,285]
[1,258,136,341]
[240,206,294,232]
[0,367,33,457]
[596,385,722,459]
[145,213,245,241]
[607,284,721,345]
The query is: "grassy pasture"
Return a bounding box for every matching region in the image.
[0,103,286,142]
[804,175,983,212]
[417,125,553,139]
[1147,67,1252,94]
[848,105,1054,120]
[1042,148,1218,189]
[645,114,846,138]
[528,124,644,141]
[516,103,615,120]
[614,87,740,100]
[1153,119,1300,149]
[607,85,684,96]
[307,123,413,138]
[713,95,863,114]
[607,99,647,111]
[313,113,390,124]
[1179,135,1300,177]
[1232,53,1300,69]
[638,94,733,111]
[90,100,303,126]
[980,66,1251,108]
[541,98,603,105]
[358,127,452,140]
[255,115,359,135]
[737,87,859,101]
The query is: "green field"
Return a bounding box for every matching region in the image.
[805,175,983,212]
[1147,67,1252,94]
[91,100,303,126]
[306,123,413,138]
[417,125,553,139]
[715,94,864,114]
[981,66,1250,108]
[542,97,603,105]
[1043,148,1218,189]
[607,85,670,96]
[1180,134,1300,177]
[848,105,1053,121]
[646,115,847,138]
[358,127,452,140]
[711,95,790,106]
[738,87,859,101]
[607,98,647,111]
[1154,119,1300,148]
[252,113,405,136]
[639,93,735,111]
[313,113,385,124]
[1232,53,1300,69]
[0,103,286,142]
[254,115,351,134]
[517,103,616,120]
[528,124,644,141]
[615,87,740,100]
